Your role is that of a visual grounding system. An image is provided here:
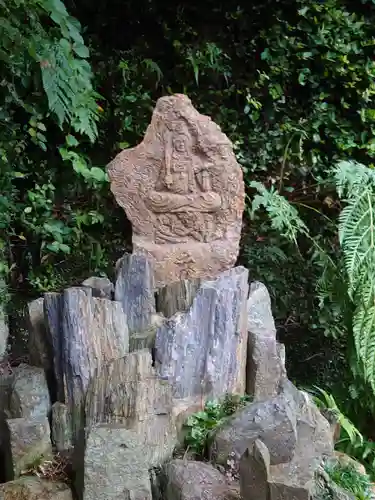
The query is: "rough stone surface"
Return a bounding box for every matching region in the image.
[129,313,164,352]
[238,381,333,500]
[81,276,114,299]
[51,402,72,453]
[115,253,155,333]
[154,267,248,399]
[7,417,52,477]
[239,440,270,500]
[164,459,241,500]
[85,350,176,466]
[277,342,287,379]
[156,278,201,318]
[28,298,52,369]
[9,364,50,420]
[211,394,297,468]
[44,293,65,402]
[0,476,73,500]
[107,94,245,288]
[246,282,282,400]
[0,279,8,359]
[44,287,129,439]
[83,425,153,500]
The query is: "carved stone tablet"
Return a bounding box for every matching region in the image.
[107,94,245,287]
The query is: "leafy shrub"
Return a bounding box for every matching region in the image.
[183,394,251,458]
[310,386,375,479]
[324,462,373,500]
[0,0,120,295]
[250,161,375,411]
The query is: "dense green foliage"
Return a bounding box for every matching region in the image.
[3,0,375,473]
[183,394,251,458]
[324,462,372,499]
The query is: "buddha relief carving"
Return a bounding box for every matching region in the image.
[107,94,245,287]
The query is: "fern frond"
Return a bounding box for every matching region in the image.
[334,160,375,392]
[249,181,308,245]
[39,39,99,141]
[352,278,375,391]
[334,160,375,199]
[338,186,375,295]
[0,0,99,142]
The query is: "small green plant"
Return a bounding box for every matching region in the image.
[183,394,251,458]
[310,386,363,445]
[309,386,375,479]
[324,462,372,500]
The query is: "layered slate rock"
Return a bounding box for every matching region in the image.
[7,417,52,477]
[154,267,249,399]
[51,402,72,453]
[238,381,333,500]
[81,276,114,299]
[85,350,176,466]
[9,364,50,420]
[83,425,153,500]
[129,313,165,352]
[28,298,52,369]
[0,278,8,359]
[107,94,245,288]
[44,287,129,439]
[211,394,297,469]
[156,278,201,318]
[164,460,241,500]
[246,282,283,400]
[44,292,65,402]
[0,476,73,500]
[115,253,155,333]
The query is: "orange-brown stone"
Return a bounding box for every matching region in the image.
[108,94,245,287]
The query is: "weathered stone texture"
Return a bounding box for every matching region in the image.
[246,281,282,400]
[238,381,333,500]
[0,476,73,500]
[44,292,65,402]
[7,417,52,477]
[81,276,114,299]
[115,253,155,333]
[211,395,297,468]
[9,364,50,420]
[28,298,52,369]
[0,279,8,359]
[83,425,153,500]
[164,459,241,500]
[156,278,201,318]
[51,402,72,453]
[44,287,129,439]
[85,350,176,467]
[128,313,164,352]
[107,94,245,287]
[154,267,248,399]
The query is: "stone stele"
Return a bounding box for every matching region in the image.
[107,94,245,288]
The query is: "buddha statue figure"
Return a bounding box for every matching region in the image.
[145,121,222,215]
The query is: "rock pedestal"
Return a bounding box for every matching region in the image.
[154,267,249,399]
[44,287,129,440]
[85,350,177,467]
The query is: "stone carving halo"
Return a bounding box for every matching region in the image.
[107,94,245,288]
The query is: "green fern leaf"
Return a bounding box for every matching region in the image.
[249,181,308,244]
[334,160,375,391]
[338,187,375,295]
